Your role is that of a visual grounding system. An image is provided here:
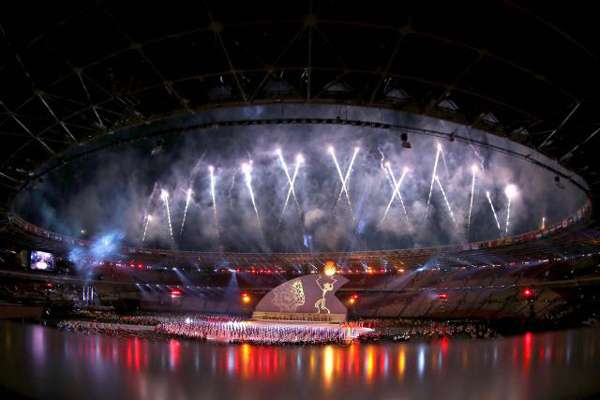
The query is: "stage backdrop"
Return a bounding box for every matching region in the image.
[252,274,349,323]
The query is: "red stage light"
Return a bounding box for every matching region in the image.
[522,288,534,298]
[438,293,449,300]
[170,289,183,298]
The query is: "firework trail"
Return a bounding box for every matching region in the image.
[180,188,193,236]
[486,191,501,231]
[435,175,456,224]
[161,190,174,241]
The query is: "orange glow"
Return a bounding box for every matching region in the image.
[365,346,376,383]
[324,261,336,276]
[398,348,406,378]
[322,346,335,388]
[241,293,252,304]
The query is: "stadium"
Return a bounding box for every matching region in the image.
[1,1,599,399]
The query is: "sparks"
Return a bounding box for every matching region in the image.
[467,164,478,231]
[330,146,359,210]
[141,214,152,243]
[504,184,518,234]
[426,143,442,209]
[381,164,409,223]
[209,165,219,231]
[281,153,303,217]
[242,162,261,225]
[435,175,456,224]
[278,150,301,213]
[486,191,501,231]
[161,190,174,240]
[180,188,193,236]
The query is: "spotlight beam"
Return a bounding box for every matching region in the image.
[435,175,456,224]
[486,191,502,231]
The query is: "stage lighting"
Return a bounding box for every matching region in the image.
[522,288,535,299]
[241,292,252,304]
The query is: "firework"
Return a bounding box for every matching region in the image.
[381,164,409,223]
[486,190,501,231]
[426,143,442,209]
[161,189,174,240]
[504,184,518,234]
[142,214,152,242]
[242,162,261,225]
[467,164,478,231]
[281,153,303,217]
[180,188,193,236]
[435,175,456,224]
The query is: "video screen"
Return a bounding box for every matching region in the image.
[30,250,55,271]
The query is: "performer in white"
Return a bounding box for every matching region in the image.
[314,276,337,314]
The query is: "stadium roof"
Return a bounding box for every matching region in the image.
[0,1,599,222]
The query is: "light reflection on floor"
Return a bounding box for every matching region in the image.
[1,322,599,400]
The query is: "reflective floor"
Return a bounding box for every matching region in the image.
[1,321,599,400]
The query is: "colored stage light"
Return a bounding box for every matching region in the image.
[522,288,534,298]
[241,292,252,304]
